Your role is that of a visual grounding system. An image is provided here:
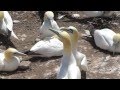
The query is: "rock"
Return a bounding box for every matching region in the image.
[13,20,20,23]
[72,14,80,18]
[19,61,31,69]
[21,34,27,41]
[57,15,65,20]
[35,38,40,42]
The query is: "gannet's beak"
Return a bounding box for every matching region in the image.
[49,28,61,37]
[14,51,27,56]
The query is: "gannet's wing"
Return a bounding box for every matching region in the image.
[30,38,63,57]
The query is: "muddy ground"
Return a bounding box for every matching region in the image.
[0,11,120,79]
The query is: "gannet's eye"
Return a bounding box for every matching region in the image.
[67,29,73,33]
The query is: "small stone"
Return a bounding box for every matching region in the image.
[35,38,40,42]
[21,34,27,41]
[13,20,20,23]
[72,14,80,18]
[19,61,31,69]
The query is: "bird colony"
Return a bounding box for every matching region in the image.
[0,11,119,79]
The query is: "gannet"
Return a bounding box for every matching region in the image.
[83,11,104,17]
[24,36,63,57]
[49,28,81,79]
[61,26,88,72]
[24,11,63,57]
[0,11,18,40]
[92,28,120,55]
[0,48,26,71]
[38,11,60,39]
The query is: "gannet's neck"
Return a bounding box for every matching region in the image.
[63,40,72,55]
[71,31,79,54]
[62,40,76,65]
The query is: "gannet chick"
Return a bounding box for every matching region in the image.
[0,48,26,71]
[61,26,88,72]
[83,11,104,17]
[49,28,81,79]
[38,11,60,39]
[92,28,120,55]
[0,11,18,40]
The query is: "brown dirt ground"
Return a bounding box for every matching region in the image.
[0,11,120,79]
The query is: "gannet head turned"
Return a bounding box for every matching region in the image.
[113,33,120,55]
[60,26,79,43]
[44,11,54,20]
[0,11,4,20]
[49,28,70,43]
[4,48,26,61]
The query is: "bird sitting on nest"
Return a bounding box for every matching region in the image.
[24,11,63,57]
[0,48,26,71]
[85,28,120,55]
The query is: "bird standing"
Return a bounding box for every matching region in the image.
[38,11,60,39]
[49,28,81,79]
[61,26,88,72]
[24,11,63,57]
[0,11,18,40]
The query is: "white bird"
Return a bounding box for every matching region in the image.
[38,11,60,40]
[61,26,88,72]
[0,11,18,40]
[0,48,26,71]
[24,36,63,57]
[49,28,81,79]
[24,11,63,57]
[83,11,104,17]
[92,28,120,55]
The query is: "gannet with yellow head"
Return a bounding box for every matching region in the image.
[61,26,88,72]
[0,48,26,71]
[38,11,60,39]
[49,28,81,79]
[24,11,63,57]
[0,11,18,40]
[93,28,120,55]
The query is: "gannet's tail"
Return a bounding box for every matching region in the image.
[11,31,19,40]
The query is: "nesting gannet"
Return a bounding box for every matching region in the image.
[24,36,63,57]
[24,11,63,57]
[38,11,60,39]
[61,26,88,72]
[92,28,120,55]
[49,28,81,79]
[83,11,104,17]
[0,48,26,71]
[0,11,18,40]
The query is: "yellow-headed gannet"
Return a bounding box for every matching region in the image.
[0,48,26,71]
[0,11,18,40]
[49,28,81,79]
[61,26,88,72]
[24,11,63,57]
[93,28,120,55]
[38,11,60,39]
